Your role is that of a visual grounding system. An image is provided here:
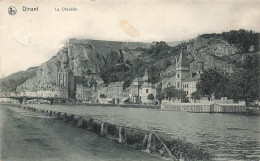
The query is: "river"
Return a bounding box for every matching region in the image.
[29,104,260,160]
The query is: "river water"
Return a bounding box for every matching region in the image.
[29,104,260,160]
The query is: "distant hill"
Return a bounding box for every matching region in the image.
[0,67,38,92]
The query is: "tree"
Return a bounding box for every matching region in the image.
[162,86,187,102]
[177,89,188,102]
[147,93,154,100]
[191,91,201,102]
[226,54,259,104]
[196,69,227,100]
[163,86,178,102]
[156,91,164,104]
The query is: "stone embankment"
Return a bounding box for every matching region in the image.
[161,102,248,113]
[83,103,161,109]
[2,103,211,161]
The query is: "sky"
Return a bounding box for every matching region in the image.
[0,0,260,78]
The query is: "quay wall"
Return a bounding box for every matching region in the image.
[84,103,160,109]
[161,102,247,113]
[51,102,160,109]
[1,103,211,161]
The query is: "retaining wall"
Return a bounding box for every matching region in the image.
[161,102,247,113]
[83,103,161,109]
[1,103,211,161]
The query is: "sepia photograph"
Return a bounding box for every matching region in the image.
[0,0,259,160]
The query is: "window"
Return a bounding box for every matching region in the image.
[177,74,180,78]
[177,82,180,88]
[187,84,189,88]
[146,89,149,93]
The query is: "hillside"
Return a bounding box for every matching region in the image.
[14,39,155,92]
[1,29,259,92]
[0,67,38,92]
[145,30,259,84]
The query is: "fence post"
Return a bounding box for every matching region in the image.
[119,127,126,143]
[146,133,157,153]
[100,122,108,136]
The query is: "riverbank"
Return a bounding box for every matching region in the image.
[2,103,211,161]
[84,103,160,109]
[0,105,164,161]
[31,101,161,109]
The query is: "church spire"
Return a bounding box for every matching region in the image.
[176,45,189,69]
[143,69,149,82]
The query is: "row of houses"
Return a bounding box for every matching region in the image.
[15,69,157,105]
[75,70,157,104]
[19,90,59,98]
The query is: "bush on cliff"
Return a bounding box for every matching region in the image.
[199,29,259,52]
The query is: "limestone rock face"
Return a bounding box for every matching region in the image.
[17,56,59,92]
[186,37,242,71]
[17,40,139,91]
[159,37,244,80]
[66,44,124,75]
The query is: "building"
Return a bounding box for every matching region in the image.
[129,69,157,104]
[25,91,37,97]
[175,49,190,90]
[76,84,95,101]
[97,86,110,103]
[180,60,204,99]
[139,81,156,104]
[160,77,176,89]
[161,48,204,102]
[129,77,143,103]
[75,76,98,101]
[56,47,75,99]
[107,81,125,104]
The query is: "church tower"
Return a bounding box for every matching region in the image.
[175,48,190,90]
[197,61,204,75]
[56,46,74,99]
[143,69,149,82]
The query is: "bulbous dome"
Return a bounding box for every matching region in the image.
[61,48,69,69]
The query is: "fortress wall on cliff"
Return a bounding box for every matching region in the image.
[69,39,152,51]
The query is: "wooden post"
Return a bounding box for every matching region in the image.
[87,118,94,131]
[100,122,108,136]
[119,127,126,143]
[146,133,157,153]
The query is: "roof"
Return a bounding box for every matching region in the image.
[123,87,130,92]
[140,82,153,88]
[74,76,97,87]
[183,73,198,82]
[177,50,190,68]
[74,76,85,84]
[133,77,143,82]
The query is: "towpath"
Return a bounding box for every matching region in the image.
[0,105,163,161]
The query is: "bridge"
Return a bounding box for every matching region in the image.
[0,96,67,104]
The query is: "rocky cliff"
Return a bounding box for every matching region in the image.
[2,30,258,92]
[136,30,259,83]
[15,39,153,92]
